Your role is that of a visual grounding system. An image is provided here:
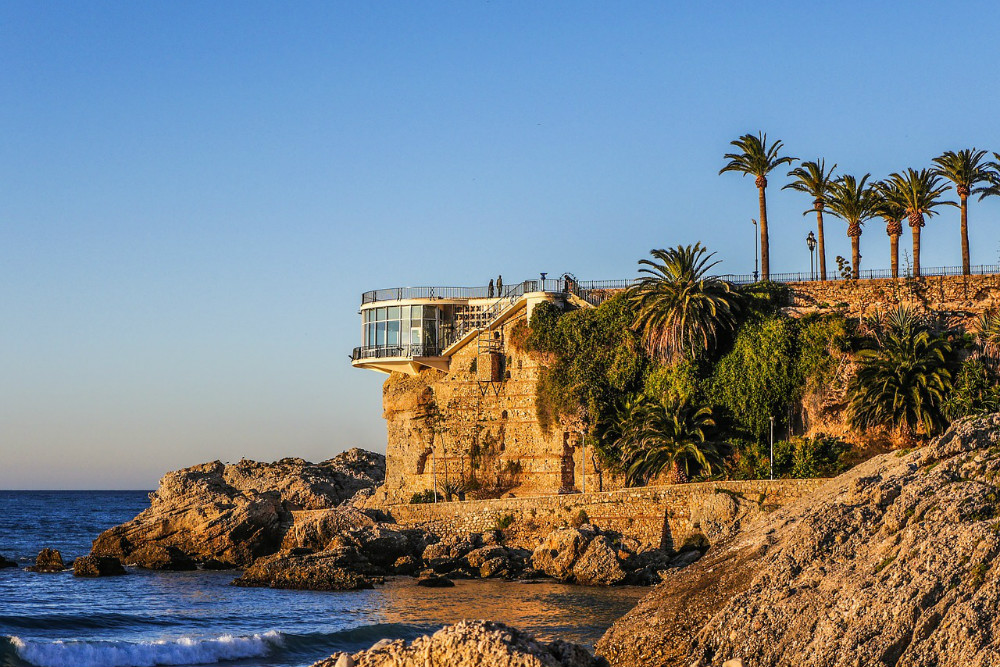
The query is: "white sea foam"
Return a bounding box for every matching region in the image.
[10,631,283,667]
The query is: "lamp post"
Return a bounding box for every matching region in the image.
[769,416,775,480]
[807,231,817,281]
[752,219,759,282]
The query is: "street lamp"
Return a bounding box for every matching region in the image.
[751,219,759,282]
[807,231,817,281]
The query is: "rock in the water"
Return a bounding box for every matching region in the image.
[0,555,17,569]
[25,548,64,573]
[232,549,383,591]
[92,449,386,567]
[598,414,1000,667]
[310,620,604,667]
[416,574,454,588]
[73,555,126,577]
[126,544,197,571]
[393,555,420,575]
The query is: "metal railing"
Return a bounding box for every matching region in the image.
[719,263,1000,285]
[359,278,632,305]
[352,343,443,361]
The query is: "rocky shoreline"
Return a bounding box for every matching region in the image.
[25,414,1000,666]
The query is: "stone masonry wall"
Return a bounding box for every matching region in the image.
[786,274,1000,322]
[376,303,613,505]
[387,478,824,551]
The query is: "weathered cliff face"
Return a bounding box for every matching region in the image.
[597,413,1000,667]
[311,620,604,667]
[376,311,621,505]
[92,449,385,567]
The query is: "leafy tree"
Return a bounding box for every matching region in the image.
[822,173,878,279]
[932,149,993,275]
[873,181,908,278]
[720,132,796,280]
[882,169,954,277]
[709,315,801,441]
[628,244,741,363]
[613,397,723,485]
[796,312,853,394]
[784,159,837,281]
[848,307,953,437]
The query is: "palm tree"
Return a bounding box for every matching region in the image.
[821,174,878,279]
[883,169,954,277]
[873,181,907,278]
[784,159,836,281]
[628,244,742,363]
[848,306,952,437]
[972,308,1000,363]
[614,397,722,485]
[720,132,796,281]
[932,149,993,275]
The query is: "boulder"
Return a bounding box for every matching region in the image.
[572,536,627,586]
[598,414,1000,667]
[311,620,604,667]
[531,528,591,580]
[281,507,379,551]
[92,449,386,567]
[479,556,510,579]
[126,544,197,571]
[392,555,420,575]
[73,555,126,577]
[232,548,383,591]
[25,548,64,573]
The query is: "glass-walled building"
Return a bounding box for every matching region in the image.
[361,304,440,358]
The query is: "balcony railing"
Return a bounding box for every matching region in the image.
[352,343,443,362]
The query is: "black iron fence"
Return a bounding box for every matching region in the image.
[352,343,442,361]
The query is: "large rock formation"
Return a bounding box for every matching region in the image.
[598,414,1000,667]
[311,620,605,667]
[92,449,385,567]
[73,555,126,577]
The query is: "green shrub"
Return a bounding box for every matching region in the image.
[797,313,853,393]
[409,489,439,504]
[570,509,590,528]
[643,359,702,405]
[943,357,1000,421]
[492,513,515,531]
[726,435,848,479]
[709,315,801,440]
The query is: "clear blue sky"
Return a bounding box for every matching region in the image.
[4,1,1000,488]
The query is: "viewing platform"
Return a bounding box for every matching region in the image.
[351,277,628,375]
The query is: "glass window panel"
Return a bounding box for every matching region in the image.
[387,306,399,320]
[401,305,410,320]
[400,326,409,346]
[376,308,386,321]
[410,326,422,345]
[387,320,400,346]
[422,323,437,348]
[376,322,386,345]
[367,324,375,347]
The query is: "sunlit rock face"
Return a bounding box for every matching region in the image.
[598,413,1000,667]
[91,449,385,567]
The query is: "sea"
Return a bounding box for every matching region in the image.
[0,491,644,667]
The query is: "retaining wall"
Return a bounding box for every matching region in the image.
[387,478,825,550]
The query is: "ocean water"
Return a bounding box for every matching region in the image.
[0,491,644,667]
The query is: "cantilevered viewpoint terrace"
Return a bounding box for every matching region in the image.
[351,277,626,375]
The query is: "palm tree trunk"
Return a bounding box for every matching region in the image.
[668,460,688,485]
[851,236,861,279]
[960,194,970,275]
[890,234,900,278]
[816,210,827,281]
[758,186,769,281]
[912,226,921,277]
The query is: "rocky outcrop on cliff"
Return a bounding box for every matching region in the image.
[312,620,606,667]
[92,449,386,567]
[597,414,1000,667]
